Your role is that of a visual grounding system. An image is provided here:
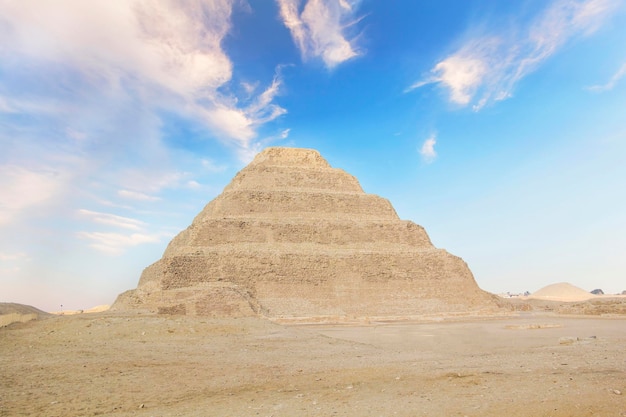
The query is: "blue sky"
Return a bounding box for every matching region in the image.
[1,0,625,311]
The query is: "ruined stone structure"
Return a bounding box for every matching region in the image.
[113,147,497,320]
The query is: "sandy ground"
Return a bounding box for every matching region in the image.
[1,312,625,417]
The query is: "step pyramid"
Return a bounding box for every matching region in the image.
[113,147,498,320]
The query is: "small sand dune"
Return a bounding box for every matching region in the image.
[529,282,595,302]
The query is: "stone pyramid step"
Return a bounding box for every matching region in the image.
[163,218,432,256]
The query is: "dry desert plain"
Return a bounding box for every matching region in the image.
[2,308,626,417]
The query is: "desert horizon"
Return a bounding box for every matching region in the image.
[4,279,626,318]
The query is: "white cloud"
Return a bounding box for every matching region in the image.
[0,166,65,225]
[65,128,88,142]
[586,62,626,92]
[186,180,202,189]
[200,105,255,144]
[201,158,227,172]
[237,141,265,164]
[0,95,15,113]
[113,169,195,198]
[77,209,146,230]
[241,81,259,96]
[431,50,490,106]
[236,127,293,163]
[0,0,285,151]
[408,0,622,109]
[277,0,362,68]
[420,135,437,163]
[76,206,175,254]
[0,2,293,271]
[245,74,287,124]
[0,1,229,97]
[76,231,169,255]
[0,265,21,274]
[117,189,162,202]
[0,252,29,262]
[280,128,291,139]
[190,70,287,149]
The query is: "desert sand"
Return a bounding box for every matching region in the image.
[1,311,625,417]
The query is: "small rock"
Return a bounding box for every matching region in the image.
[612,389,622,395]
[139,403,145,408]
[559,337,577,345]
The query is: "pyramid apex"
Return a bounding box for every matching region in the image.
[251,147,330,168]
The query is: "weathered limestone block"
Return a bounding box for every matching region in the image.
[224,166,363,193]
[162,219,432,256]
[113,147,498,320]
[205,190,398,219]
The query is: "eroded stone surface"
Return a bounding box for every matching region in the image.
[113,147,498,320]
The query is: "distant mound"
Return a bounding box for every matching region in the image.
[529,283,595,302]
[0,303,50,327]
[50,305,111,315]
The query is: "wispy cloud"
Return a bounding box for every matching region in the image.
[586,62,626,92]
[0,166,66,225]
[0,0,291,270]
[110,168,200,200]
[277,0,363,68]
[76,208,173,254]
[0,0,285,154]
[420,135,437,163]
[0,251,29,276]
[0,96,15,113]
[201,158,228,173]
[76,231,170,255]
[77,209,146,230]
[236,127,292,163]
[407,0,622,110]
[245,73,288,124]
[186,180,202,189]
[117,190,161,202]
[0,252,29,262]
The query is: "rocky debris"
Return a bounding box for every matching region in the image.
[113,147,498,320]
[559,336,597,345]
[505,323,563,330]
